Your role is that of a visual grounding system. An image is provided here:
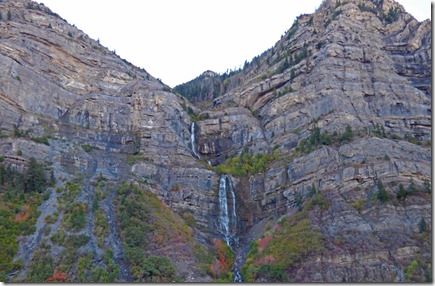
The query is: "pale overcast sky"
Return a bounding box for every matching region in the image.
[36,0,431,87]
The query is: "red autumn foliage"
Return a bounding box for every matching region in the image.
[254,255,276,266]
[209,239,233,278]
[258,235,272,253]
[214,239,229,269]
[46,269,69,282]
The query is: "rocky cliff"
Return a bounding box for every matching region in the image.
[0,0,431,283]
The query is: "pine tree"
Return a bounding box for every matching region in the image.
[377,179,388,203]
[397,183,407,200]
[24,157,47,193]
[50,170,56,186]
[342,125,353,143]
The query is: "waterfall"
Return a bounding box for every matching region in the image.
[218,175,231,244]
[190,122,200,159]
[217,174,242,282]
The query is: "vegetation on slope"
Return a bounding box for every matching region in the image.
[214,149,279,177]
[208,239,235,282]
[241,193,329,282]
[0,158,48,281]
[115,183,194,282]
[295,125,353,155]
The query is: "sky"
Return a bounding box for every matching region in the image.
[36,0,431,87]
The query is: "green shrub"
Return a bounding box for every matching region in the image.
[296,125,354,155]
[44,212,58,224]
[63,202,87,231]
[396,184,407,200]
[350,198,365,212]
[77,254,93,282]
[214,149,279,177]
[140,256,177,282]
[383,7,400,24]
[127,154,149,165]
[404,260,419,281]
[27,244,54,282]
[94,209,109,247]
[31,136,50,146]
[257,264,288,282]
[81,144,92,152]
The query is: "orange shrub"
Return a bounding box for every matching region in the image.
[46,269,68,282]
[258,235,272,253]
[11,204,30,223]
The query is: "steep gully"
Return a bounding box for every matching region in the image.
[191,125,243,282]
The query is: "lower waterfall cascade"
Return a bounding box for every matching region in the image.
[217,174,243,282]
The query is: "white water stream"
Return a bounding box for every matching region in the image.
[190,122,200,159]
[217,174,243,282]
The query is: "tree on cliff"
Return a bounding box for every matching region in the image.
[24,157,47,193]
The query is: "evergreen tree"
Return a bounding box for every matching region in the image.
[407,179,416,194]
[396,183,407,200]
[24,157,46,193]
[342,125,353,143]
[50,170,56,186]
[423,179,431,193]
[377,179,388,203]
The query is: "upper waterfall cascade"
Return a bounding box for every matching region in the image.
[190,122,200,159]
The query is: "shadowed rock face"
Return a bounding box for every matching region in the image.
[0,0,430,283]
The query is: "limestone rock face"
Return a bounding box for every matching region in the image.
[0,0,431,283]
[186,0,431,282]
[0,0,218,281]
